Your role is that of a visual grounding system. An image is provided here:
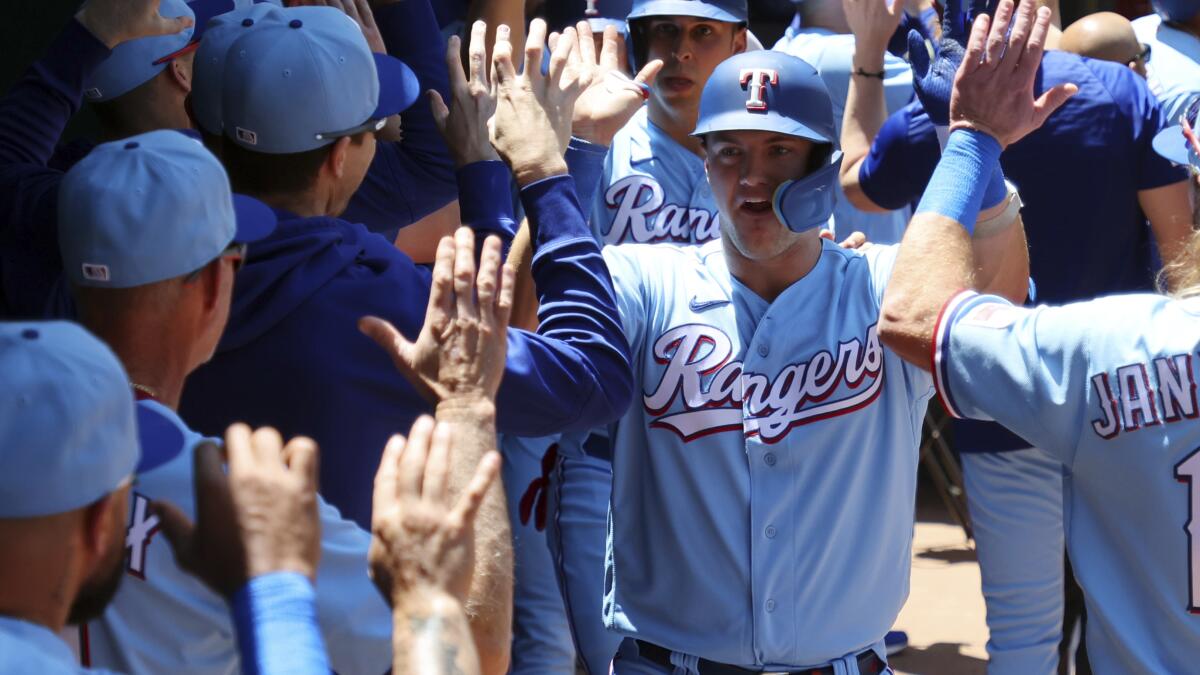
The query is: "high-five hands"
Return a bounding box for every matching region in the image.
[360,229,515,407]
[432,21,501,165]
[554,22,662,147]
[490,19,590,186]
[368,416,501,605]
[950,0,1077,148]
[153,426,322,598]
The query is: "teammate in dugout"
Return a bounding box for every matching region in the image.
[592,15,1030,674]
[878,0,1200,671]
[590,0,746,245]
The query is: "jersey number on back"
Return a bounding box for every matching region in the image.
[126,492,161,580]
[1176,448,1200,613]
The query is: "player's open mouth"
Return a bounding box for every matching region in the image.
[739,199,772,213]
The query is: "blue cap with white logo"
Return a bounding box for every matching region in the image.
[58,129,276,288]
[627,0,748,24]
[220,6,421,153]
[192,2,286,135]
[84,0,236,102]
[0,321,139,518]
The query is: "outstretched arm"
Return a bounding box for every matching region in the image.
[880,0,1076,366]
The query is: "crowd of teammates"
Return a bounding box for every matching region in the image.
[0,0,1198,674]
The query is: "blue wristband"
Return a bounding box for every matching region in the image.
[232,572,329,675]
[981,164,1008,210]
[914,129,1002,235]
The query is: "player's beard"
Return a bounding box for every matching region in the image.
[66,534,126,625]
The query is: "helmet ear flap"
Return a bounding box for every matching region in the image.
[772,149,843,233]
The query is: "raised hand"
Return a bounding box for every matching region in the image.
[368,416,501,605]
[490,18,590,186]
[360,228,515,407]
[950,0,1077,148]
[909,0,992,126]
[843,0,906,60]
[75,0,194,50]
[431,21,500,166]
[292,0,386,54]
[152,426,322,598]
[558,22,662,147]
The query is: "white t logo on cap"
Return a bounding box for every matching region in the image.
[585,0,599,15]
[82,263,110,282]
[740,68,779,112]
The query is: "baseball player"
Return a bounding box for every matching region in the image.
[590,0,748,245]
[841,0,1191,669]
[592,40,1029,671]
[879,2,1200,672]
[49,129,395,675]
[1133,0,1200,126]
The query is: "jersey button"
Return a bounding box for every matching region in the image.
[764,452,777,467]
[757,344,769,357]
[765,525,777,538]
[765,599,776,613]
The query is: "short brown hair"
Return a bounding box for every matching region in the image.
[221,133,367,197]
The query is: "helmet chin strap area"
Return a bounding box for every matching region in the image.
[772,150,843,233]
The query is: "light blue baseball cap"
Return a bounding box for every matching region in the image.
[58,130,276,289]
[0,321,139,518]
[84,0,237,103]
[221,6,421,154]
[627,0,749,24]
[1153,98,1200,172]
[192,2,286,135]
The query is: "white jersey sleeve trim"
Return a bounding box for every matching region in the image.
[931,290,980,419]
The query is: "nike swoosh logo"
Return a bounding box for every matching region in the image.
[689,297,731,312]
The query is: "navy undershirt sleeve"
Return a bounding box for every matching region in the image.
[493,175,634,435]
[345,1,457,234]
[858,102,941,210]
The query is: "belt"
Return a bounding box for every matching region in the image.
[634,640,887,675]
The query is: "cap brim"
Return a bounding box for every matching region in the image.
[372,53,421,119]
[134,403,186,474]
[1153,124,1195,167]
[628,1,744,23]
[588,17,628,34]
[188,0,237,39]
[232,193,277,243]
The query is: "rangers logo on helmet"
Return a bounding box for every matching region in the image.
[739,68,778,111]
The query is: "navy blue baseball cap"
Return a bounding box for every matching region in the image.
[0,321,139,518]
[220,6,421,153]
[192,2,286,135]
[85,0,238,102]
[627,0,748,24]
[692,50,836,144]
[58,130,276,288]
[1152,99,1200,172]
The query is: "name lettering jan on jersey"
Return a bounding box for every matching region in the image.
[1091,353,1200,439]
[644,323,886,443]
[604,175,721,244]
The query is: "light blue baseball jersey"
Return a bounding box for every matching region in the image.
[601,239,933,667]
[1,616,118,674]
[591,107,721,245]
[772,28,914,244]
[934,289,1200,674]
[85,400,392,675]
[1134,14,1200,126]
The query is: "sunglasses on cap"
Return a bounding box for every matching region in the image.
[1133,42,1151,63]
[185,241,248,282]
[314,117,387,142]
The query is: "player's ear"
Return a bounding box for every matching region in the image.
[733,26,748,55]
[80,490,125,560]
